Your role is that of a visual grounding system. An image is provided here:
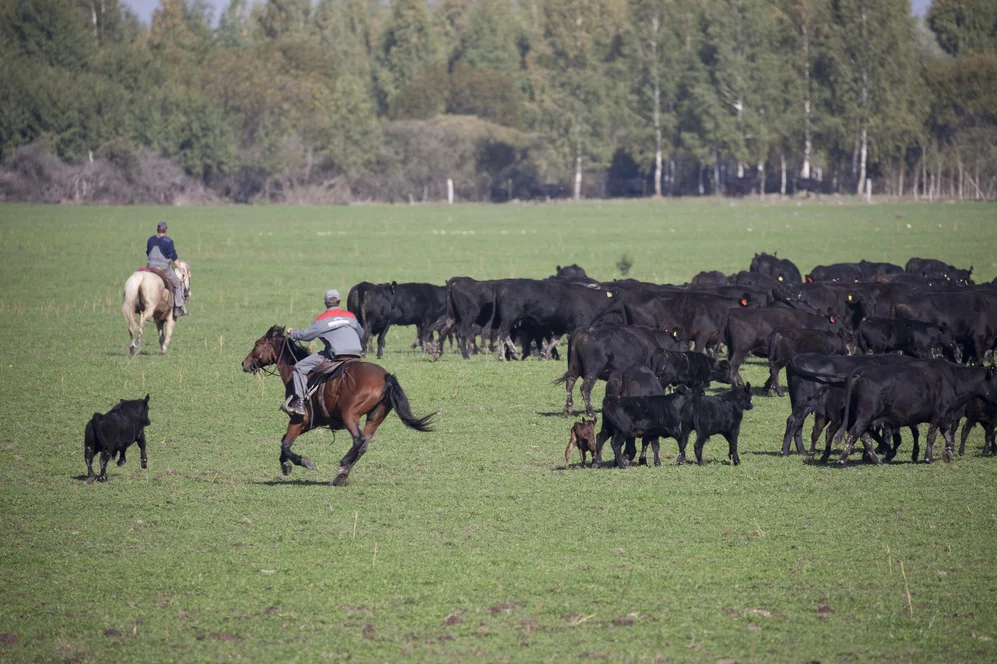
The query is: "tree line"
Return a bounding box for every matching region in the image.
[1,0,995,203]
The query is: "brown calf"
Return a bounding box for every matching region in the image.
[565,418,598,468]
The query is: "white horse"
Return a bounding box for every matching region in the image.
[121,261,191,355]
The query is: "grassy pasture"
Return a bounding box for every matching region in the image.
[1,200,996,663]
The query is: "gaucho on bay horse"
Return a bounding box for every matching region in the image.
[241,291,434,486]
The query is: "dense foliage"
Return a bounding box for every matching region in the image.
[1,0,995,202]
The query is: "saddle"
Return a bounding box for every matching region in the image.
[138,266,172,292]
[305,357,361,397]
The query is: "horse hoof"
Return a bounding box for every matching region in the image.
[301,457,315,470]
[85,476,95,484]
[943,450,954,463]
[141,460,148,469]
[331,470,349,487]
[281,462,293,476]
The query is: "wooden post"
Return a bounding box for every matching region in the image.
[866,178,872,203]
[447,178,454,205]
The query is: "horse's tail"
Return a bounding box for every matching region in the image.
[384,374,435,432]
[122,272,144,332]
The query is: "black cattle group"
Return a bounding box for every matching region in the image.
[348,252,997,470]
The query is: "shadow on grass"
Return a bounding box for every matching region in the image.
[252,479,330,487]
[535,410,599,418]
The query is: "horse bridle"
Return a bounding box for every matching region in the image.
[254,332,291,378]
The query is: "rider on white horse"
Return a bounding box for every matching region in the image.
[147,221,187,318]
[285,290,364,415]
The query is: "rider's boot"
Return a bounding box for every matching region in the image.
[285,396,307,415]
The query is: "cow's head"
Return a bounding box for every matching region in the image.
[709,357,732,383]
[730,383,753,411]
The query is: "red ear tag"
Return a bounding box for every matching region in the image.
[740,299,748,306]
[829,315,836,323]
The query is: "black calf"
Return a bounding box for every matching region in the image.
[678,385,753,465]
[84,394,151,482]
[600,388,695,468]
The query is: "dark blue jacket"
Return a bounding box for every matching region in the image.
[146,235,177,268]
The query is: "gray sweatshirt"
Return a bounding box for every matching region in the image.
[290,308,364,356]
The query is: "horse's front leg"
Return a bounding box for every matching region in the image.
[130,307,155,355]
[280,419,314,476]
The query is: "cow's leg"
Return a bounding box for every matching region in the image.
[941,422,957,463]
[116,446,127,466]
[837,430,860,465]
[85,444,96,483]
[983,423,996,456]
[725,428,741,466]
[279,420,314,476]
[376,326,389,359]
[98,450,111,481]
[677,427,690,465]
[765,363,780,395]
[783,394,819,456]
[858,433,882,465]
[650,437,662,466]
[610,433,630,469]
[563,373,579,415]
[959,415,977,456]
[693,430,708,466]
[638,437,649,466]
[820,418,841,464]
[580,375,598,418]
[137,430,148,469]
[909,425,921,462]
[565,430,578,469]
[884,428,902,463]
[923,424,940,463]
[806,412,829,463]
[727,350,748,387]
[624,437,637,464]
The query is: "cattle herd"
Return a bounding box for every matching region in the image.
[346,253,997,470]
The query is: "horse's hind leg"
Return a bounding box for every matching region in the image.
[160,316,176,354]
[332,418,369,487]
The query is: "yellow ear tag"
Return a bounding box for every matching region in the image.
[847,294,853,301]
[606,292,613,298]
[778,276,784,281]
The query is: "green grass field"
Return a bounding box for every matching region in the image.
[1,200,997,663]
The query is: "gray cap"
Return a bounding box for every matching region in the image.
[325,289,340,302]
[157,221,168,233]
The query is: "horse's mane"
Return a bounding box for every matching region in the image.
[266,325,311,362]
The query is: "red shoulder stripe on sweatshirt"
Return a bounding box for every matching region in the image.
[316,308,356,322]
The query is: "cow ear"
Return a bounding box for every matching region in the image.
[744,383,751,392]
[557,265,562,271]
[144,394,150,404]
[773,252,777,256]
[970,266,974,274]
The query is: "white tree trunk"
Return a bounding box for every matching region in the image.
[856,5,868,196]
[857,125,867,196]
[780,154,787,196]
[898,160,904,198]
[800,12,812,179]
[958,158,964,200]
[651,15,663,198]
[758,163,765,201]
[574,155,582,201]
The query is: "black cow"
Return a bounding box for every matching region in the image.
[766,327,852,397]
[807,263,862,283]
[624,291,752,354]
[594,366,668,466]
[906,257,974,285]
[749,252,802,284]
[551,264,598,284]
[804,387,919,465]
[732,271,780,289]
[779,353,916,456]
[438,277,498,359]
[794,177,823,196]
[347,281,446,358]
[857,318,960,361]
[600,389,697,468]
[837,361,997,464]
[959,397,997,457]
[771,283,858,329]
[677,384,753,465]
[556,325,690,416]
[84,394,151,483]
[893,290,997,364]
[652,350,730,392]
[492,280,624,361]
[724,307,841,386]
[691,270,729,286]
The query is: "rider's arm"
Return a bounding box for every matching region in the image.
[349,316,365,339]
[163,236,179,262]
[289,321,323,342]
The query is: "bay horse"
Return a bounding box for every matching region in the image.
[121,261,190,355]
[241,326,434,486]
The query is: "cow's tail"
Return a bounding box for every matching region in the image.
[552,330,579,385]
[121,272,144,335]
[601,396,627,434]
[86,413,103,452]
[360,290,371,352]
[384,374,435,432]
[834,369,863,444]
